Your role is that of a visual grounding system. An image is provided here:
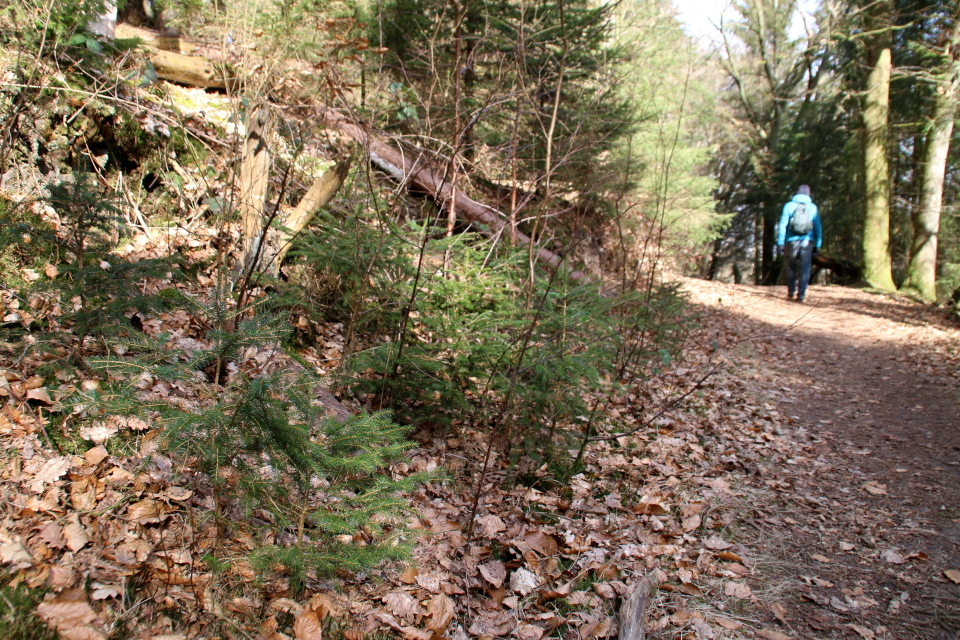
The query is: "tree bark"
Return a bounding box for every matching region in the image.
[239,108,272,275]
[263,159,352,276]
[861,1,897,292]
[116,23,194,54]
[88,1,118,40]
[901,20,959,301]
[149,49,229,89]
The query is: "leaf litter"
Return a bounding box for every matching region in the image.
[2,200,959,638]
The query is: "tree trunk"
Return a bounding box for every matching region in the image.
[707,236,723,280]
[761,204,777,284]
[901,25,959,300]
[116,23,194,54]
[753,207,762,284]
[861,1,897,292]
[263,159,351,277]
[87,1,117,39]
[149,49,229,89]
[238,108,272,275]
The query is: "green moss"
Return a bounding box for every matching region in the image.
[0,572,59,640]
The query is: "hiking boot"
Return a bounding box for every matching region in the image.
[796,297,805,303]
[787,293,795,300]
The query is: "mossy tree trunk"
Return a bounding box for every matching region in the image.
[901,16,959,301]
[861,0,897,292]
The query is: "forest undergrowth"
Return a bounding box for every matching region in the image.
[1,2,959,639]
[4,203,957,640]
[0,214,817,640]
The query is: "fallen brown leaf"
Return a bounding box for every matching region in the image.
[580,617,611,639]
[383,591,421,621]
[723,581,750,598]
[479,561,506,588]
[83,446,109,466]
[467,609,515,636]
[769,603,788,625]
[848,624,875,640]
[713,617,741,630]
[35,589,98,636]
[682,513,701,532]
[756,630,791,640]
[677,582,703,596]
[593,564,618,581]
[593,583,616,599]
[425,594,455,633]
[0,541,33,569]
[63,516,90,552]
[524,530,559,556]
[294,611,324,640]
[476,513,505,536]
[79,421,117,444]
[126,498,168,524]
[704,535,733,550]
[398,627,432,640]
[509,567,539,595]
[944,569,960,584]
[399,565,419,584]
[415,571,444,594]
[307,593,342,619]
[717,550,742,562]
[881,549,905,564]
[30,456,71,493]
[863,481,887,496]
[26,387,53,404]
[46,564,76,590]
[515,623,544,640]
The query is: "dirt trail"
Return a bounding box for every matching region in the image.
[681,279,960,640]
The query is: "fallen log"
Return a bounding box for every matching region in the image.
[619,572,658,640]
[117,23,194,54]
[116,22,231,88]
[812,251,861,284]
[148,49,230,89]
[263,158,352,276]
[320,110,591,284]
[234,108,351,278]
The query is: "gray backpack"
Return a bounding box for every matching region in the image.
[789,203,813,235]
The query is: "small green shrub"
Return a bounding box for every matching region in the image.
[286,189,689,467]
[0,175,180,345]
[88,287,420,594]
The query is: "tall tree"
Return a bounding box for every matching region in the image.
[860,0,897,291]
[901,3,960,300]
[716,0,816,283]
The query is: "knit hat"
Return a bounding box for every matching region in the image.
[798,184,811,196]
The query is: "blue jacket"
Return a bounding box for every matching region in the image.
[777,193,822,248]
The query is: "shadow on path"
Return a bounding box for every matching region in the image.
[684,280,960,639]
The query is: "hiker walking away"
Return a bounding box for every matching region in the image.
[777,184,822,302]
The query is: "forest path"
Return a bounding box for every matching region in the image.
[679,279,960,640]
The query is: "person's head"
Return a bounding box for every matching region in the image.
[798,184,811,197]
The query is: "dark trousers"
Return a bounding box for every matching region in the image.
[785,240,813,299]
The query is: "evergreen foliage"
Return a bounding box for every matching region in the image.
[88,285,418,591]
[616,1,727,259]
[286,176,689,466]
[0,175,178,345]
[376,0,633,192]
